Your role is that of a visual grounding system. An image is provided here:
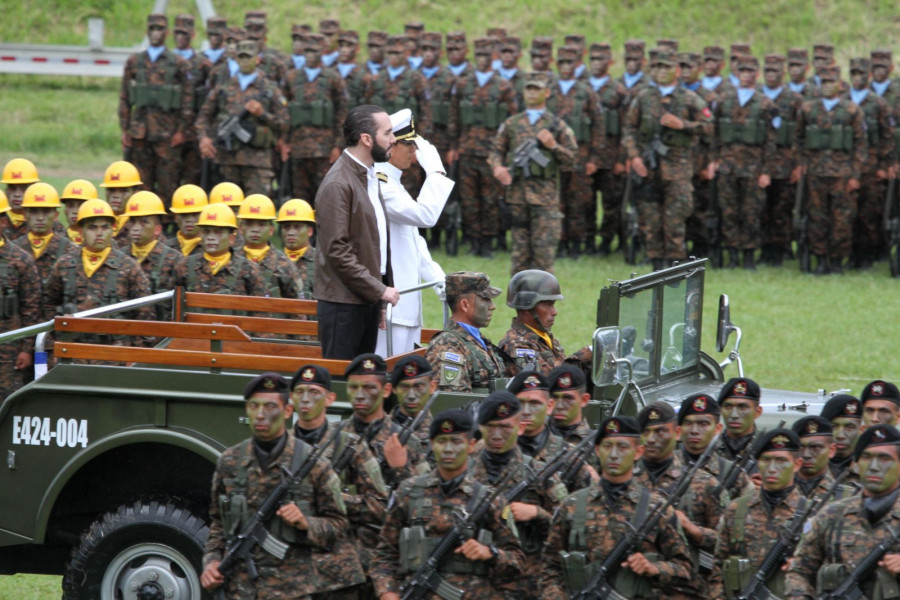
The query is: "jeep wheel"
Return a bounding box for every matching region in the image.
[63,500,208,600]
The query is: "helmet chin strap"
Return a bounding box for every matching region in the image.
[530,307,550,333]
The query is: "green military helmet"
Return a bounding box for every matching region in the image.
[506,269,565,310]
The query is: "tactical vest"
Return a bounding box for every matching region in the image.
[37,237,72,287]
[722,494,793,598]
[342,68,366,108]
[459,76,509,129]
[430,71,452,127]
[637,89,694,148]
[185,253,245,314]
[289,72,336,128]
[504,114,563,180]
[62,258,120,313]
[547,83,593,143]
[370,71,419,121]
[804,101,854,152]
[398,476,493,576]
[559,487,656,598]
[859,98,882,147]
[594,83,622,137]
[217,81,276,148]
[188,55,207,114]
[128,52,182,112]
[0,258,19,319]
[718,93,768,146]
[774,97,798,147]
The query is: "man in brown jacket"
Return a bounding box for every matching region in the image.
[315,105,400,359]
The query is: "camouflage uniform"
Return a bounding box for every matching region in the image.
[422,55,458,161]
[682,448,756,509]
[196,67,289,195]
[498,317,590,375]
[684,79,719,257]
[796,88,868,262]
[241,245,302,299]
[388,405,433,448]
[203,435,349,599]
[488,102,577,274]
[132,240,183,320]
[337,416,429,495]
[287,246,316,299]
[14,233,76,314]
[0,241,41,399]
[711,485,805,599]
[623,72,714,262]
[521,428,594,491]
[173,251,267,298]
[550,419,594,446]
[285,57,349,202]
[173,15,208,188]
[541,481,697,600]
[425,320,513,393]
[371,470,525,600]
[364,56,433,132]
[119,43,193,202]
[618,40,650,104]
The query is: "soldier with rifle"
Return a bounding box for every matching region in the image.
[201,373,349,597]
[371,407,525,600]
[547,364,595,446]
[717,377,764,469]
[388,356,440,448]
[791,416,856,502]
[884,171,900,276]
[541,415,697,600]
[787,424,900,600]
[821,394,863,488]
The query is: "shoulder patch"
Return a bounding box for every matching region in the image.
[442,352,462,364]
[515,348,537,358]
[441,363,461,385]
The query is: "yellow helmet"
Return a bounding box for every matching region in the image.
[100,160,143,188]
[77,199,117,224]
[60,179,99,202]
[276,199,316,223]
[237,194,277,220]
[0,189,9,214]
[197,203,237,228]
[209,181,244,206]
[1,158,40,185]
[125,191,167,217]
[170,184,209,213]
[21,182,61,208]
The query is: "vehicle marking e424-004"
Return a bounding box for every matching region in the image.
[11,416,88,448]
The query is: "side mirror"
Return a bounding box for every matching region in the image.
[592,326,621,387]
[716,294,732,353]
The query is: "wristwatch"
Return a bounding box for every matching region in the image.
[488,545,500,562]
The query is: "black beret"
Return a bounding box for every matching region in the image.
[344,353,387,377]
[596,416,641,444]
[637,401,678,430]
[507,370,549,394]
[244,372,289,399]
[792,416,832,438]
[678,393,720,424]
[717,377,761,404]
[430,408,473,439]
[753,428,800,458]
[478,390,521,425]
[548,364,586,393]
[390,355,433,386]
[291,364,331,391]
[821,394,862,421]
[861,380,900,407]
[855,424,900,461]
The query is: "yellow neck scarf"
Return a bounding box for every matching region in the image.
[8,211,25,228]
[525,323,554,349]
[82,246,111,278]
[27,232,53,259]
[0,237,6,250]
[114,214,129,235]
[131,239,158,264]
[243,245,270,263]
[68,227,84,245]
[178,231,202,256]
[203,251,231,275]
[284,246,308,262]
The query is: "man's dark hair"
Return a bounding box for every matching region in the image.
[446,293,463,312]
[344,104,386,147]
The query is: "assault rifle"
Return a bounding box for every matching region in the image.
[793,174,810,273]
[400,470,514,600]
[505,434,596,504]
[884,175,900,277]
[511,138,550,180]
[215,430,336,597]
[378,393,440,473]
[736,472,847,600]
[622,172,640,265]
[816,519,900,600]
[708,175,723,268]
[572,434,720,600]
[216,109,253,152]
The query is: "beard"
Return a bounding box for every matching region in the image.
[372,139,392,162]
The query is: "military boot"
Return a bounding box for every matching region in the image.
[478,238,494,259]
[813,255,829,275]
[692,241,708,259]
[428,228,441,249]
[652,258,666,271]
[468,237,480,256]
[558,240,569,258]
[569,241,581,261]
[743,249,756,271]
[598,238,612,257]
[584,237,598,255]
[445,230,458,256]
[770,246,784,267]
[495,234,508,251]
[830,257,843,274]
[727,248,740,269]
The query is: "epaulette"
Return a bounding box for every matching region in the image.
[376,172,389,183]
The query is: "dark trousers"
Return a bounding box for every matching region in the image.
[317,300,380,359]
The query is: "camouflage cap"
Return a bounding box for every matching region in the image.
[565,34,586,51]
[754,428,800,458]
[648,48,659,63]
[420,32,442,49]
[487,27,508,38]
[507,370,549,394]
[717,377,761,404]
[590,42,612,58]
[524,71,550,88]
[206,16,227,35]
[338,30,359,44]
[243,372,289,399]
[478,390,521,424]
[652,48,676,66]
[729,42,751,59]
[501,36,522,52]
[530,36,553,56]
[813,43,834,59]
[319,18,340,33]
[764,53,786,70]
[147,13,168,27]
[557,45,579,61]
[818,64,840,81]
[474,37,494,56]
[821,394,862,422]
[236,40,259,57]
[344,353,387,377]
[656,38,679,52]
[292,24,312,37]
[367,30,388,46]
[678,393,720,424]
[735,54,759,70]
[430,408,473,439]
[792,416,832,438]
[174,14,195,33]
[445,271,501,298]
[787,48,809,65]
[849,57,871,73]
[446,31,467,49]
[678,52,702,66]
[855,424,900,461]
[304,33,326,50]
[861,380,900,406]
[290,364,332,391]
[387,34,408,48]
[405,21,425,35]
[703,45,725,60]
[391,355,433,386]
[637,401,678,430]
[871,49,893,67]
[244,10,267,26]
[547,364,586,393]
[226,27,247,43]
[597,416,641,444]
[624,39,646,58]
